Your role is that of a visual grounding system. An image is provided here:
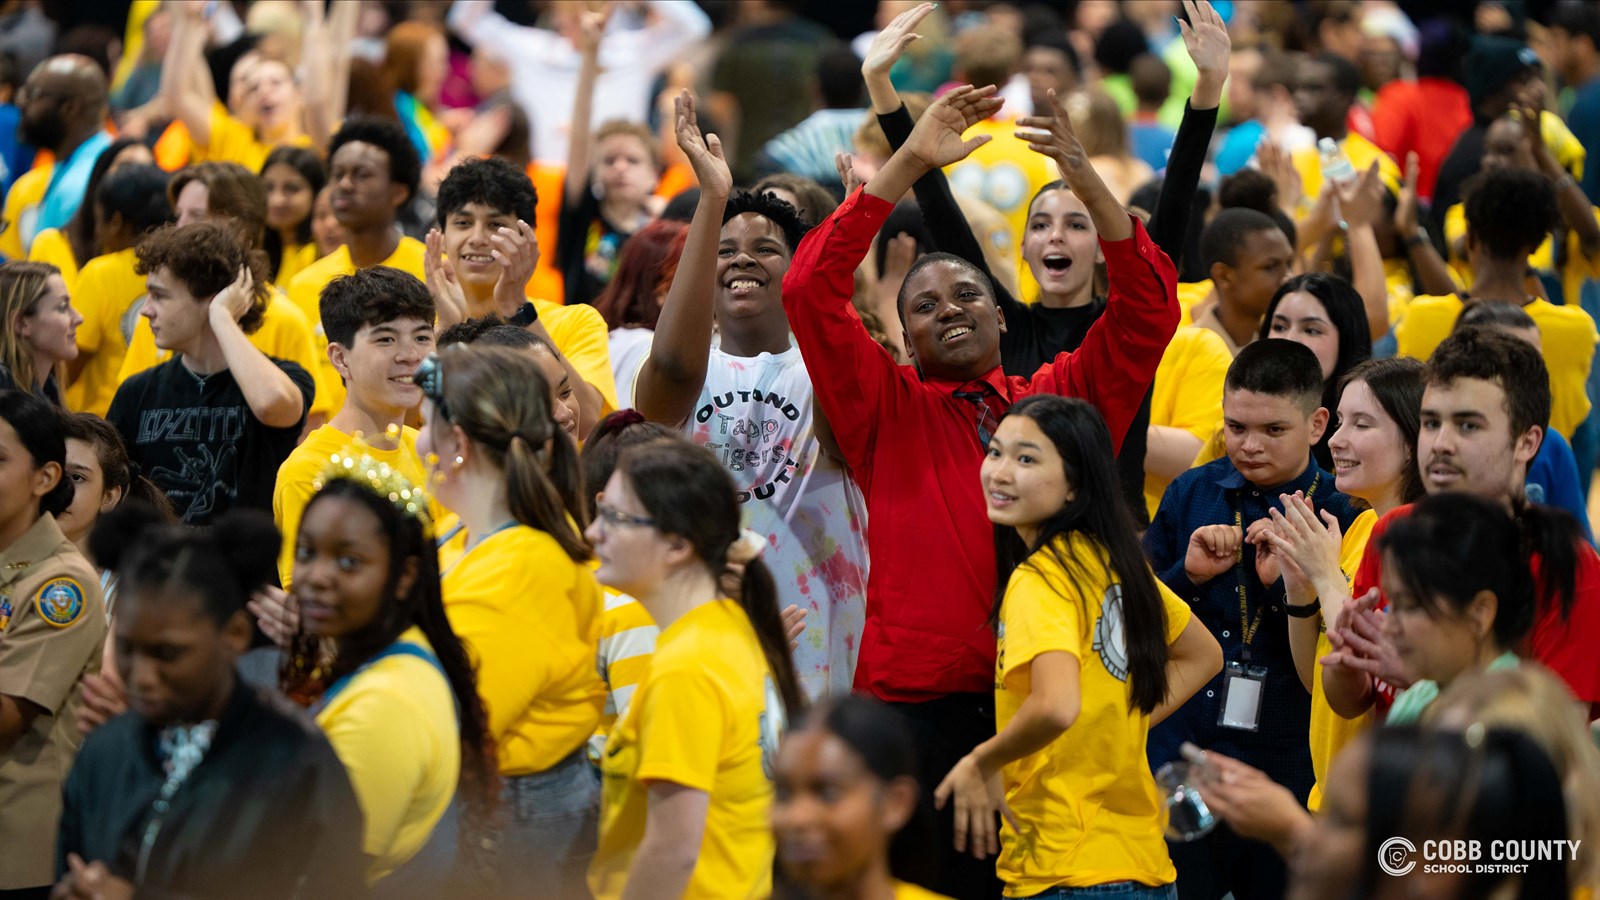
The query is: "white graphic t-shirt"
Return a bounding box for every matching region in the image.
[684,345,868,699]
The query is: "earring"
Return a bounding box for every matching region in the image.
[453,455,465,468]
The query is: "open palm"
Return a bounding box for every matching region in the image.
[903,84,1003,170]
[674,90,731,199]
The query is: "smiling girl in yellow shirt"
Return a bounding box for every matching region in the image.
[936,395,1222,898]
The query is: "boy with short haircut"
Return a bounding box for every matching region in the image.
[429,156,617,436]
[1143,338,1362,900]
[289,117,428,420]
[107,222,314,525]
[272,266,435,587]
[1329,327,1600,717]
[1191,207,1295,354]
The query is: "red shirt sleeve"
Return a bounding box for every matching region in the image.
[1529,544,1600,704]
[781,188,902,470]
[1021,213,1177,455]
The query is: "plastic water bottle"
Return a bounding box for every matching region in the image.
[1319,137,1355,190]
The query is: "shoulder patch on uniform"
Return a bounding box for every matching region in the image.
[34,577,86,628]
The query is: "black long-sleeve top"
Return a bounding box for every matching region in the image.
[878,101,1218,526]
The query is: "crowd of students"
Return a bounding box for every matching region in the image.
[3,1,1600,899]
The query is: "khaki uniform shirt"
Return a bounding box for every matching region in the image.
[0,513,105,889]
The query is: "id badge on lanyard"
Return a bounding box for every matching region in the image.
[1218,656,1268,731]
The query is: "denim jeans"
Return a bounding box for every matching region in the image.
[1022,883,1178,900]
[494,749,599,898]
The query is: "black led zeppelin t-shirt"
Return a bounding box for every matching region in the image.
[106,356,314,525]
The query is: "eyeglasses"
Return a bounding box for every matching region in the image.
[413,354,449,421]
[594,499,656,530]
[953,387,999,448]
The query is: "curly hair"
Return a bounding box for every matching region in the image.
[135,222,272,335]
[1463,166,1559,262]
[169,161,268,248]
[435,155,537,227]
[722,190,809,255]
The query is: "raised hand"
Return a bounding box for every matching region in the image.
[490,219,541,307]
[1016,89,1089,175]
[1185,523,1242,585]
[575,3,612,56]
[1336,161,1385,229]
[1180,0,1229,107]
[835,151,865,198]
[424,229,467,329]
[864,2,933,77]
[1265,492,1345,603]
[1257,137,1304,216]
[902,84,1004,171]
[209,265,254,323]
[1395,151,1420,237]
[675,90,732,200]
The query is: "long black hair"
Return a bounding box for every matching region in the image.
[992,395,1169,714]
[0,389,73,520]
[259,145,326,282]
[1259,272,1372,468]
[281,478,498,823]
[1362,725,1571,900]
[1378,491,1536,654]
[616,439,803,717]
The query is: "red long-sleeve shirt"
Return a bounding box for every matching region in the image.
[782,188,1179,701]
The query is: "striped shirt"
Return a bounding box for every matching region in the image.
[589,589,659,762]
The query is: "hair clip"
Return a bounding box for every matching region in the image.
[413,353,449,421]
[313,428,433,534]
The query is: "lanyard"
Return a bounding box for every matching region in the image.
[1233,471,1319,661]
[439,520,518,579]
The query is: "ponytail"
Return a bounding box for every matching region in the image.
[735,556,804,718]
[1514,500,1581,622]
[503,433,590,562]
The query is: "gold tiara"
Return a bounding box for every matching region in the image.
[312,426,433,533]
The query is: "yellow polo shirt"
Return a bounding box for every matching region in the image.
[27,228,78,292]
[1146,326,1233,517]
[1307,509,1377,812]
[0,165,50,259]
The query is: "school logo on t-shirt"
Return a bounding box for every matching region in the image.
[758,674,786,779]
[1093,585,1129,682]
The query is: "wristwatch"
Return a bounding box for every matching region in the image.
[1285,598,1322,619]
[508,301,539,327]
[1404,229,1429,249]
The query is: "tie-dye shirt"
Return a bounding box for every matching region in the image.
[684,344,868,699]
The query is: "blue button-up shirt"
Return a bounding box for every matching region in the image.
[1142,455,1362,799]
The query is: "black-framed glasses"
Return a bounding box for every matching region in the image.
[953,388,999,448]
[595,499,656,530]
[413,353,449,421]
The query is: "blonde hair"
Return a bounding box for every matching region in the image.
[0,261,63,392]
[594,120,662,172]
[1070,88,1133,160]
[437,345,591,561]
[1429,665,1600,892]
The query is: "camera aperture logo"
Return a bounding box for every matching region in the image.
[1379,838,1417,876]
[1378,838,1583,876]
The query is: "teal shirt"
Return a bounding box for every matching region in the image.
[1385,652,1520,726]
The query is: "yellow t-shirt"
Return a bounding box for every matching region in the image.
[27,228,78,292]
[277,241,320,289]
[116,289,322,402]
[995,533,1190,895]
[534,297,619,411]
[67,248,146,415]
[194,105,314,173]
[0,165,51,260]
[315,626,459,884]
[946,116,1058,302]
[1175,280,1213,330]
[1393,293,1598,438]
[440,524,602,776]
[1146,326,1233,517]
[1383,258,1416,331]
[896,881,953,899]
[1307,509,1377,812]
[1291,132,1402,204]
[591,598,783,900]
[1442,202,1600,308]
[272,423,426,588]
[288,238,429,420]
[590,585,658,762]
